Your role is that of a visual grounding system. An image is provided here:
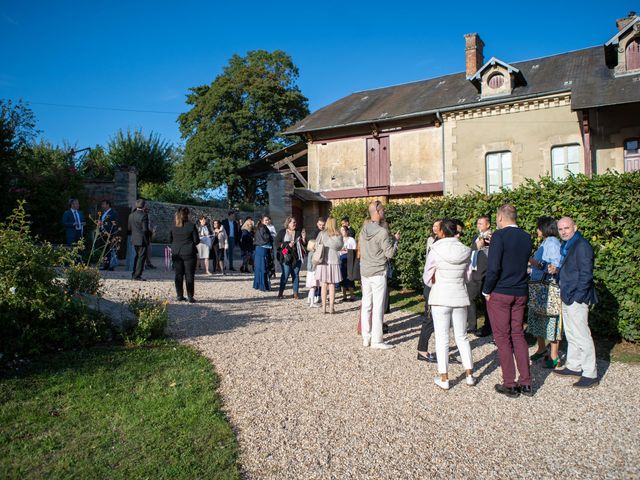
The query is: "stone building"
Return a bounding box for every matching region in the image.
[260,12,639,213]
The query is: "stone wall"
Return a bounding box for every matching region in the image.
[146,201,256,243]
[83,167,137,210]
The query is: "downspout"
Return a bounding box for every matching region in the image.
[436,111,445,195]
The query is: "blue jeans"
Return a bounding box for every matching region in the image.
[279,260,301,294]
[227,237,236,269]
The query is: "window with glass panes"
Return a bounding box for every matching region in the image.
[486,151,512,193]
[624,138,640,172]
[551,145,580,180]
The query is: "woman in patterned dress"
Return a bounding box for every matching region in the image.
[527,216,563,369]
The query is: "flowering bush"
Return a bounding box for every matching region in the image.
[0,202,111,358]
[125,290,168,345]
[66,264,103,295]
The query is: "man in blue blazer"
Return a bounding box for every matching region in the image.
[62,198,85,245]
[549,217,598,388]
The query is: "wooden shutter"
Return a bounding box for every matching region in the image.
[625,139,640,172]
[626,38,640,71]
[366,136,390,191]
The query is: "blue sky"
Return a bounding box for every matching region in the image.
[1,1,636,150]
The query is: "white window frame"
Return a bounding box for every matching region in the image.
[551,144,581,180]
[486,151,512,194]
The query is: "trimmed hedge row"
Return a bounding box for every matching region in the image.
[331,173,640,341]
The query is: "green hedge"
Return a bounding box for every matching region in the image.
[331,173,640,341]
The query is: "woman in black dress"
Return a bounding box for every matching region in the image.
[169,207,200,303]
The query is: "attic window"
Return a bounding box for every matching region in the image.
[626,38,640,70]
[488,73,505,89]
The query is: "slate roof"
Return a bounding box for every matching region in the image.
[285,46,640,135]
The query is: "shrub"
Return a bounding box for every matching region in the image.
[126,291,168,345]
[0,202,111,358]
[66,264,103,295]
[331,172,640,341]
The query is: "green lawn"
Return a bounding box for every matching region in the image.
[0,341,239,479]
[387,288,640,363]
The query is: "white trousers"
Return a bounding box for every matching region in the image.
[361,274,387,344]
[432,305,473,374]
[562,302,597,378]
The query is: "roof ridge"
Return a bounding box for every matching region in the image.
[351,45,601,96]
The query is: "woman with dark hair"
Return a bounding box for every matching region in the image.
[169,207,200,303]
[274,217,307,299]
[253,219,273,291]
[528,215,562,368]
[423,218,475,390]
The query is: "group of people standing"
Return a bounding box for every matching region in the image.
[65,197,600,396]
[413,204,598,395]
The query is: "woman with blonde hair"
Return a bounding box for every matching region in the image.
[315,217,343,313]
[213,219,228,275]
[240,217,255,273]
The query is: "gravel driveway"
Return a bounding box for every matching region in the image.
[101,268,640,479]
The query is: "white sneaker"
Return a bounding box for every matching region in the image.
[362,336,371,347]
[465,375,476,387]
[310,302,321,308]
[434,377,450,390]
[313,297,320,304]
[370,342,394,350]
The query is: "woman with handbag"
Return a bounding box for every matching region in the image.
[196,215,213,275]
[253,219,272,292]
[274,217,307,299]
[314,217,344,314]
[527,216,563,368]
[213,219,228,275]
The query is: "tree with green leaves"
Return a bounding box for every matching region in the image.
[77,144,112,179]
[107,129,175,185]
[177,49,309,206]
[0,99,39,218]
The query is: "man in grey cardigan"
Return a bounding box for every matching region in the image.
[359,201,400,350]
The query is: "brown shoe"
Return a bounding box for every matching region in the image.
[293,293,299,300]
[277,291,284,298]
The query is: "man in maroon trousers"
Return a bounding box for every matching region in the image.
[482,204,533,398]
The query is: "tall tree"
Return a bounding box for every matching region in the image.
[0,100,39,217]
[107,129,174,185]
[177,50,309,206]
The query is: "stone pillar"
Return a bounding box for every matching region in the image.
[113,166,137,208]
[267,173,294,230]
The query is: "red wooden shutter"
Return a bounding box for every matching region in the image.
[366,136,390,190]
[627,38,640,71]
[366,138,380,187]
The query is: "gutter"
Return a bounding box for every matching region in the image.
[436,111,445,195]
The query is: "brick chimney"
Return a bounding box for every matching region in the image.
[616,11,637,31]
[465,33,485,78]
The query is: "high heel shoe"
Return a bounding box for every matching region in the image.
[530,348,548,361]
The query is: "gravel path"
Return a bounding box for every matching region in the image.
[101,268,640,479]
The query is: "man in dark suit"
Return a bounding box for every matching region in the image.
[483,204,533,398]
[549,217,599,388]
[128,199,150,281]
[98,199,119,270]
[221,211,240,271]
[62,198,85,245]
[467,215,492,335]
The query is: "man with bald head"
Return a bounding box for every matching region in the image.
[548,217,598,388]
[359,200,400,350]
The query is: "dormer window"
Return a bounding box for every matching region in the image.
[604,14,640,75]
[467,57,526,98]
[488,73,505,89]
